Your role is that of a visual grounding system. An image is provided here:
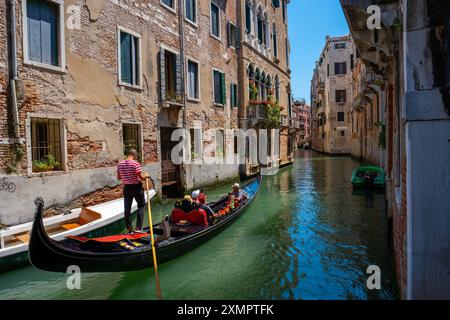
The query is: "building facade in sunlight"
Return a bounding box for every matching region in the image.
[341,0,450,299]
[0,0,293,225]
[310,35,355,154]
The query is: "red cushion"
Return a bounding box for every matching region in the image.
[171,208,209,226]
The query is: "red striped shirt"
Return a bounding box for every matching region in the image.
[117,160,142,185]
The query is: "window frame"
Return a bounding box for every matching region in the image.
[337,111,345,122]
[122,122,144,162]
[26,114,67,175]
[186,57,201,102]
[22,0,66,72]
[210,1,221,41]
[230,82,238,108]
[334,62,347,75]
[117,26,142,89]
[212,68,225,107]
[228,21,238,49]
[336,89,347,103]
[160,0,176,13]
[184,0,197,26]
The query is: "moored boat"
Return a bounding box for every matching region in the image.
[28,176,262,273]
[0,190,155,273]
[351,165,385,188]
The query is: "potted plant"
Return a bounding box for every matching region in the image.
[32,154,60,173]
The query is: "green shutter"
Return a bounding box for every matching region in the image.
[175,54,183,100]
[160,48,166,102]
[220,73,226,105]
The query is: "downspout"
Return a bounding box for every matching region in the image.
[402,0,413,300]
[177,0,187,191]
[9,0,20,139]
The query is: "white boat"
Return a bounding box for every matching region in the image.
[0,189,156,272]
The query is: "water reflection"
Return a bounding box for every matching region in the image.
[0,150,396,300]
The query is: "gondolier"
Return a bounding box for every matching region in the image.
[117,149,149,233]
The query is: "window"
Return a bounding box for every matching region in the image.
[272,0,280,8]
[119,29,141,87]
[282,0,286,21]
[161,0,175,10]
[187,60,199,100]
[190,128,202,160]
[227,22,239,48]
[25,0,63,68]
[230,83,238,108]
[160,48,183,103]
[257,16,264,43]
[245,4,252,33]
[350,54,354,70]
[216,130,225,158]
[210,2,220,39]
[286,39,290,68]
[340,130,346,137]
[334,43,346,49]
[213,70,226,105]
[336,90,347,103]
[123,123,142,160]
[337,112,345,122]
[335,62,347,75]
[273,25,278,58]
[185,0,196,23]
[327,64,329,77]
[30,117,63,172]
[275,76,280,103]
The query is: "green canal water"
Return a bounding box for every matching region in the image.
[0,150,396,300]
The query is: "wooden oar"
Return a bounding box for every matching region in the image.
[145,176,162,300]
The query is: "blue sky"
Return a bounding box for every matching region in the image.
[288,0,349,104]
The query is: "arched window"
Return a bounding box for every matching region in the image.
[272,23,278,58]
[245,1,252,34]
[257,6,264,44]
[261,71,266,100]
[263,12,269,47]
[275,75,280,103]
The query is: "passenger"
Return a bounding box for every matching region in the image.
[229,183,248,202]
[175,195,198,213]
[192,190,215,217]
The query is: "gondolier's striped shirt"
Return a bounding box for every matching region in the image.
[117,160,142,185]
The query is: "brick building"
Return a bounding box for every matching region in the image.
[292,98,310,148]
[0,0,293,226]
[341,0,450,299]
[310,35,355,155]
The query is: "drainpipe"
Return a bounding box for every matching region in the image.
[9,0,20,139]
[177,0,187,191]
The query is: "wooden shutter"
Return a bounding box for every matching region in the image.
[220,73,226,105]
[230,83,234,107]
[175,53,183,100]
[235,26,241,49]
[227,22,231,47]
[160,48,166,102]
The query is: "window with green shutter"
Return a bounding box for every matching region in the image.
[213,70,226,105]
[230,83,238,108]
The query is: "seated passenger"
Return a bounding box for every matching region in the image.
[174,195,198,213]
[192,190,215,217]
[229,183,248,202]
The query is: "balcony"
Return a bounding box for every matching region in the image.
[290,118,301,130]
[318,81,325,94]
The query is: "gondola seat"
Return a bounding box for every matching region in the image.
[62,208,102,230]
[171,208,209,226]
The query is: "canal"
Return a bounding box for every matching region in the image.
[0,150,396,300]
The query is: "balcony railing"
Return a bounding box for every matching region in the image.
[281,115,289,127]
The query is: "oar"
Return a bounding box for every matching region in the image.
[145,176,162,300]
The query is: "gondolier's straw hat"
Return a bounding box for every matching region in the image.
[233,183,240,188]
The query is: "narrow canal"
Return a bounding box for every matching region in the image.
[0,150,396,300]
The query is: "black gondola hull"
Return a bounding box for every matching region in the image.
[29,176,261,273]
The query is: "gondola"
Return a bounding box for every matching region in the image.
[29,175,262,273]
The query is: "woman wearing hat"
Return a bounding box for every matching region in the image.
[192,189,215,218]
